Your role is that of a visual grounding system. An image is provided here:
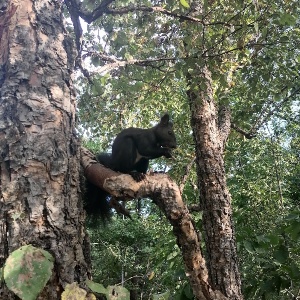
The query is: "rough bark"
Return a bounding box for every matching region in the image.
[82,148,228,300]
[187,65,243,299]
[0,0,90,298]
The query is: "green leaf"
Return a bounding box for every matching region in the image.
[280,277,291,290]
[86,279,107,294]
[174,283,193,300]
[284,211,300,221]
[283,262,300,280]
[260,276,281,295]
[267,234,280,246]
[273,245,289,264]
[243,240,255,254]
[4,245,54,300]
[284,220,300,240]
[167,250,179,260]
[91,56,101,67]
[100,74,110,86]
[254,22,259,34]
[279,13,296,26]
[124,53,133,61]
[183,283,194,299]
[92,80,103,95]
[179,0,190,8]
[279,35,289,42]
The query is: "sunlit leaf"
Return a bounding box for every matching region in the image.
[61,282,87,300]
[180,0,190,8]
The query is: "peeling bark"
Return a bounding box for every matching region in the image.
[0,0,90,298]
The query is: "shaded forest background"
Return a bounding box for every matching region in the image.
[73,0,300,299]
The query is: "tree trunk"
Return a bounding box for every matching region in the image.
[187,65,243,299]
[0,0,90,298]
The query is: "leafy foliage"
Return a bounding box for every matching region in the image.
[226,114,300,299]
[239,211,300,299]
[88,211,190,299]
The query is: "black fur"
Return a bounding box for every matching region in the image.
[84,114,176,223]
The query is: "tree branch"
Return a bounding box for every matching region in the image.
[83,51,177,75]
[252,85,300,132]
[230,123,256,139]
[104,174,227,300]
[218,105,232,150]
[77,3,204,24]
[64,0,82,53]
[77,2,240,27]
[80,146,227,299]
[78,0,115,23]
[179,156,196,194]
[107,6,205,23]
[230,84,299,139]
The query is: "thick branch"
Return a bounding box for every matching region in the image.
[77,0,115,23]
[106,6,204,23]
[80,147,227,299]
[77,2,235,27]
[80,147,118,191]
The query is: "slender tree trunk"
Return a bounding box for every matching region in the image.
[182,5,242,298]
[0,0,90,298]
[187,64,243,299]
